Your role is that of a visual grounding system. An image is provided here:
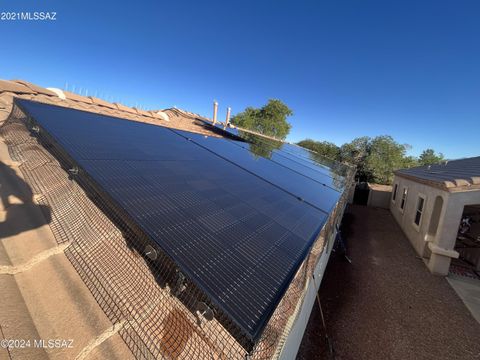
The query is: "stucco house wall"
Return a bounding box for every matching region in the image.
[390,174,480,275]
[367,184,392,209]
[390,175,448,257]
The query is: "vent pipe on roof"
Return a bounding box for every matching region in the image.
[225,107,231,128]
[47,88,66,100]
[213,101,218,125]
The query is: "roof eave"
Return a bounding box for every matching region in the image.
[394,171,480,193]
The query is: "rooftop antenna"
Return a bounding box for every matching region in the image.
[213,100,218,125]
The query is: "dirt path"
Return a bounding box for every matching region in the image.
[297,205,480,360]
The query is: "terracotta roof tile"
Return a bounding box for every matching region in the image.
[114,102,137,114]
[12,80,56,97]
[63,91,94,104]
[2,78,223,138]
[0,93,14,109]
[74,101,95,110]
[133,107,151,117]
[89,96,118,109]
[0,80,36,94]
[30,94,65,106]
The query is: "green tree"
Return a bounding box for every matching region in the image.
[297,135,444,185]
[339,136,371,181]
[240,131,282,159]
[419,149,444,166]
[297,139,341,161]
[297,140,350,188]
[231,99,292,140]
[364,136,411,185]
[402,155,419,169]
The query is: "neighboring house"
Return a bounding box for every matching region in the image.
[390,157,480,275]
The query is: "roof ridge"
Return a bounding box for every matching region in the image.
[0,79,172,121]
[0,78,220,138]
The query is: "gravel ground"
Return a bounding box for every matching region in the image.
[297,204,480,360]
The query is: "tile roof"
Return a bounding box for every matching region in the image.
[0,79,218,137]
[0,79,36,94]
[395,156,480,191]
[12,80,57,96]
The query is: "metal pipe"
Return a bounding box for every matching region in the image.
[213,101,218,125]
[225,107,231,127]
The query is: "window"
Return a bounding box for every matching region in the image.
[400,187,408,212]
[392,183,398,202]
[414,195,426,227]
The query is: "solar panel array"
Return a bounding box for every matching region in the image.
[16,99,346,344]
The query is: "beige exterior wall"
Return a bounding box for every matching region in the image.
[390,176,448,256]
[390,175,480,275]
[367,185,392,209]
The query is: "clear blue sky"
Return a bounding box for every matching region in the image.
[1,0,479,159]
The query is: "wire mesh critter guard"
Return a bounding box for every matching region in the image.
[0,99,355,359]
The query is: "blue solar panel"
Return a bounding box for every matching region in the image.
[201,121,351,190]
[16,99,342,343]
[170,131,341,213]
